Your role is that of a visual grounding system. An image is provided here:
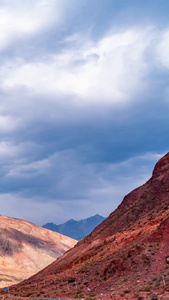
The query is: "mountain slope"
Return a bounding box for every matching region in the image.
[0,215,77,287]
[10,152,169,299]
[43,214,105,240]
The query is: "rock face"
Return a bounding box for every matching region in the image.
[43,214,106,240]
[0,215,77,287]
[9,153,169,298]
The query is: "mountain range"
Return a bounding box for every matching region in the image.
[0,215,77,288]
[8,152,169,299]
[42,214,105,240]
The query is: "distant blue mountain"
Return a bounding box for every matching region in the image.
[42,214,105,240]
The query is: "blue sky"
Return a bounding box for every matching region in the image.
[0,0,168,225]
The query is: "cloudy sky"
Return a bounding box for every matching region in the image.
[0,0,169,225]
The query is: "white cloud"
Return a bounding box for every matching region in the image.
[0,0,68,51]
[1,25,168,128]
[1,28,153,109]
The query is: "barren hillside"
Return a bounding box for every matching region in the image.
[9,153,169,299]
[0,215,77,287]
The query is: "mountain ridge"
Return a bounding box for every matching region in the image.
[9,152,169,299]
[42,214,105,240]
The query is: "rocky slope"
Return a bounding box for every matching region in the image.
[43,214,105,240]
[9,152,169,299]
[0,215,77,288]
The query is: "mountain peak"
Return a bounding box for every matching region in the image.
[43,214,105,240]
[152,152,169,178]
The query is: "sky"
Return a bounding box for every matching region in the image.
[0,0,169,226]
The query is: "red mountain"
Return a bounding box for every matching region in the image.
[9,152,169,299]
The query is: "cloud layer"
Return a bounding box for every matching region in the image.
[0,0,168,225]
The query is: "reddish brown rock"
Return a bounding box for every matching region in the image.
[8,152,169,299]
